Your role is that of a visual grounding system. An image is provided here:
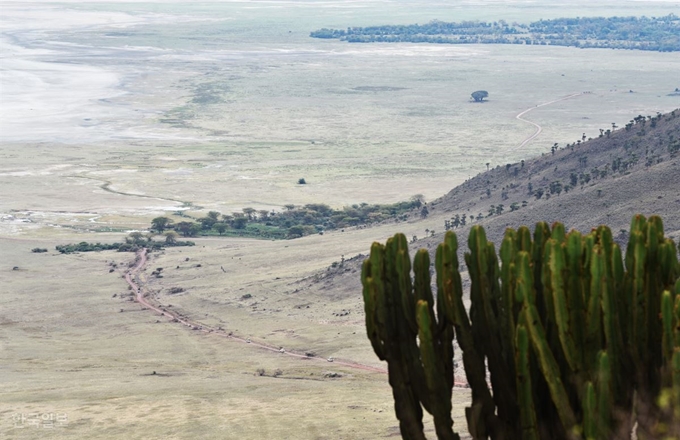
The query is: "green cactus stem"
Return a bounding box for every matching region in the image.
[362,215,680,440]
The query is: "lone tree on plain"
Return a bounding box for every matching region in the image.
[471,90,489,102]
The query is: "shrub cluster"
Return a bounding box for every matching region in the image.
[55,239,194,254]
[152,198,423,240]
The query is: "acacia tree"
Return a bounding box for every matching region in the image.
[242,207,257,220]
[471,90,489,102]
[232,217,248,230]
[151,216,172,233]
[288,225,305,238]
[127,231,146,244]
[176,221,199,237]
[214,223,227,235]
[164,231,178,244]
[198,216,216,230]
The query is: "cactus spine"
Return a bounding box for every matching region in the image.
[362,215,680,439]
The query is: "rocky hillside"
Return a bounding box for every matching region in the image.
[434,109,680,245]
[307,108,680,299]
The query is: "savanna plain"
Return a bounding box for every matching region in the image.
[1,1,680,438]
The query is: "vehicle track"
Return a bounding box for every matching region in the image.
[123,249,471,386]
[512,92,585,151]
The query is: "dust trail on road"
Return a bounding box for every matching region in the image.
[122,249,471,386]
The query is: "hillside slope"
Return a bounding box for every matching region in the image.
[435,108,680,244]
[307,108,680,299]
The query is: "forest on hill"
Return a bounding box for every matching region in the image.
[311,14,680,52]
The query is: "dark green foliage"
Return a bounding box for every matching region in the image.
[56,241,123,253]
[161,199,423,240]
[175,221,201,237]
[287,225,306,238]
[231,217,248,230]
[312,15,680,52]
[151,216,172,232]
[362,215,680,439]
[55,239,194,254]
[471,91,488,102]
[669,139,680,158]
[549,181,563,195]
[31,248,48,253]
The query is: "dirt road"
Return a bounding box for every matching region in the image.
[513,92,585,151]
[122,249,472,386]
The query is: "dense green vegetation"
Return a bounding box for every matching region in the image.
[152,197,425,240]
[311,14,680,52]
[55,233,195,254]
[362,216,680,439]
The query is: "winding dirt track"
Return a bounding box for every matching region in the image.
[123,249,471,386]
[512,92,585,151]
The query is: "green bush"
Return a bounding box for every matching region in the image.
[56,239,193,254]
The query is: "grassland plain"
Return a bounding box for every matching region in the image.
[1,1,680,438]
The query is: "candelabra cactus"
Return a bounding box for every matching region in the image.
[361,215,680,439]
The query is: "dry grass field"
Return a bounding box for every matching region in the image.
[2,0,680,438]
[0,231,472,439]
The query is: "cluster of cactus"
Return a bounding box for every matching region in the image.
[361,215,680,439]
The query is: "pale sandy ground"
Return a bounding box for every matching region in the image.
[2,1,680,438]
[0,3,226,143]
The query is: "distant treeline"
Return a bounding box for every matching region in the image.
[311,14,680,52]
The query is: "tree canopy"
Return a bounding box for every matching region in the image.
[311,14,680,52]
[146,198,425,240]
[151,216,172,232]
[471,90,489,102]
